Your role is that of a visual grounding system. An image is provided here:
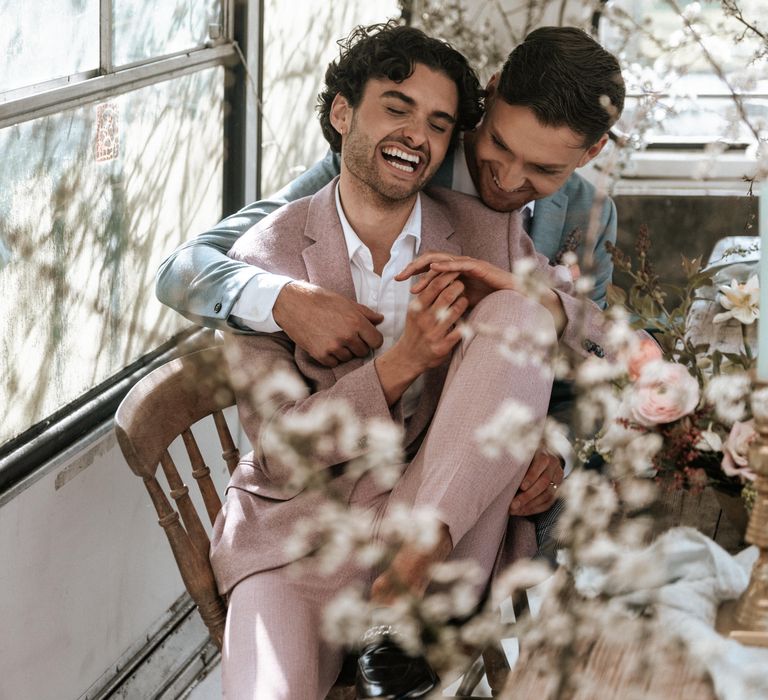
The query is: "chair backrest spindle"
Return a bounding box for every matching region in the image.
[181,428,223,526]
[115,347,236,650]
[213,410,240,475]
[159,450,211,558]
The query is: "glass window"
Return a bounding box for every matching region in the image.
[0,67,225,446]
[600,0,767,145]
[112,0,222,66]
[0,0,100,92]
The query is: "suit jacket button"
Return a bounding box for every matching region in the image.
[583,339,605,357]
[214,302,222,313]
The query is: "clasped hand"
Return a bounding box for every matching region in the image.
[397,252,566,336]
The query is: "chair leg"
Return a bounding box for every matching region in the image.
[482,641,511,697]
[455,653,485,697]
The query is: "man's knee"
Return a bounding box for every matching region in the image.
[469,290,556,341]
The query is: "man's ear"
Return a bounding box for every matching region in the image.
[578,133,609,167]
[330,94,352,137]
[485,72,500,99]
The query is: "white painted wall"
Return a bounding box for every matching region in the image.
[0,410,239,700]
[259,0,401,195]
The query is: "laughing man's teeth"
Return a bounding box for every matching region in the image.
[391,161,414,172]
[382,146,420,164]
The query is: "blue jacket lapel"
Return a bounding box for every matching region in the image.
[529,189,568,262]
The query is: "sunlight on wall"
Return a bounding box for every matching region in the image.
[259,0,400,195]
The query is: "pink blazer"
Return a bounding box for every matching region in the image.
[210,179,605,593]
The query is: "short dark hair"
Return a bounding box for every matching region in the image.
[496,26,625,147]
[318,21,484,152]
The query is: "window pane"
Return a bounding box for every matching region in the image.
[113,0,222,66]
[620,95,768,145]
[0,0,99,92]
[0,67,224,447]
[601,0,767,142]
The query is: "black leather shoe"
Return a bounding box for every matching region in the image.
[356,626,438,699]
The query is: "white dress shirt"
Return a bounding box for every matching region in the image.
[335,185,424,417]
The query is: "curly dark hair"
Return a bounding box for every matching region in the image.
[497,27,625,148]
[317,21,484,152]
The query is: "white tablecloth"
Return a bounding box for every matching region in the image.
[574,527,767,700]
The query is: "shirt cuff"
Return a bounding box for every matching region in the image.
[230,273,295,332]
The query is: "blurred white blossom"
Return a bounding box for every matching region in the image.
[705,372,751,424]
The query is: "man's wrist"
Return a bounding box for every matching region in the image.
[374,345,424,406]
[231,272,294,332]
[272,280,302,331]
[545,290,567,337]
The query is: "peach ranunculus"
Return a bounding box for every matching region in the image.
[722,419,757,482]
[627,337,664,381]
[628,359,700,426]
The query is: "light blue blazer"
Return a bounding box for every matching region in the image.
[155,149,616,331]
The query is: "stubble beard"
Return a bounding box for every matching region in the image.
[342,125,431,205]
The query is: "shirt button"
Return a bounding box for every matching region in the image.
[214,302,222,313]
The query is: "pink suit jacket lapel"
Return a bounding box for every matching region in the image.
[300,180,363,383]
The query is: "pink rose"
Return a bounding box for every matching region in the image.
[722,420,757,482]
[628,337,663,381]
[629,360,700,426]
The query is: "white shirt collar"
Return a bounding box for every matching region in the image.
[334,184,422,263]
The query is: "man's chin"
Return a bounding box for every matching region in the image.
[376,178,428,202]
[480,189,535,212]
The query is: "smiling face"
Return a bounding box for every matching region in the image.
[330,63,458,203]
[464,83,608,212]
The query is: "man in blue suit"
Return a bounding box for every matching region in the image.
[156,26,625,518]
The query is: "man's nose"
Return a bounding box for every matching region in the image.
[497,160,525,192]
[400,117,428,147]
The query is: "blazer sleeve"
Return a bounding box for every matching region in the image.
[224,331,397,492]
[154,151,342,331]
[512,216,608,361]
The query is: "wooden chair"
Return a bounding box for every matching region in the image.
[114,345,356,699]
[115,346,237,649]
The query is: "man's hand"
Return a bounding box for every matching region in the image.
[509,448,564,516]
[273,281,384,367]
[398,253,566,335]
[396,252,511,307]
[374,272,468,406]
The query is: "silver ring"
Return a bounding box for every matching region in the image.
[549,481,558,491]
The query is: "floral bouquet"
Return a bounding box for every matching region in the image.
[585,227,758,509]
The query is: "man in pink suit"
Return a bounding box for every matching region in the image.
[210,22,608,699]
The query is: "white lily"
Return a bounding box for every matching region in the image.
[713,274,759,325]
